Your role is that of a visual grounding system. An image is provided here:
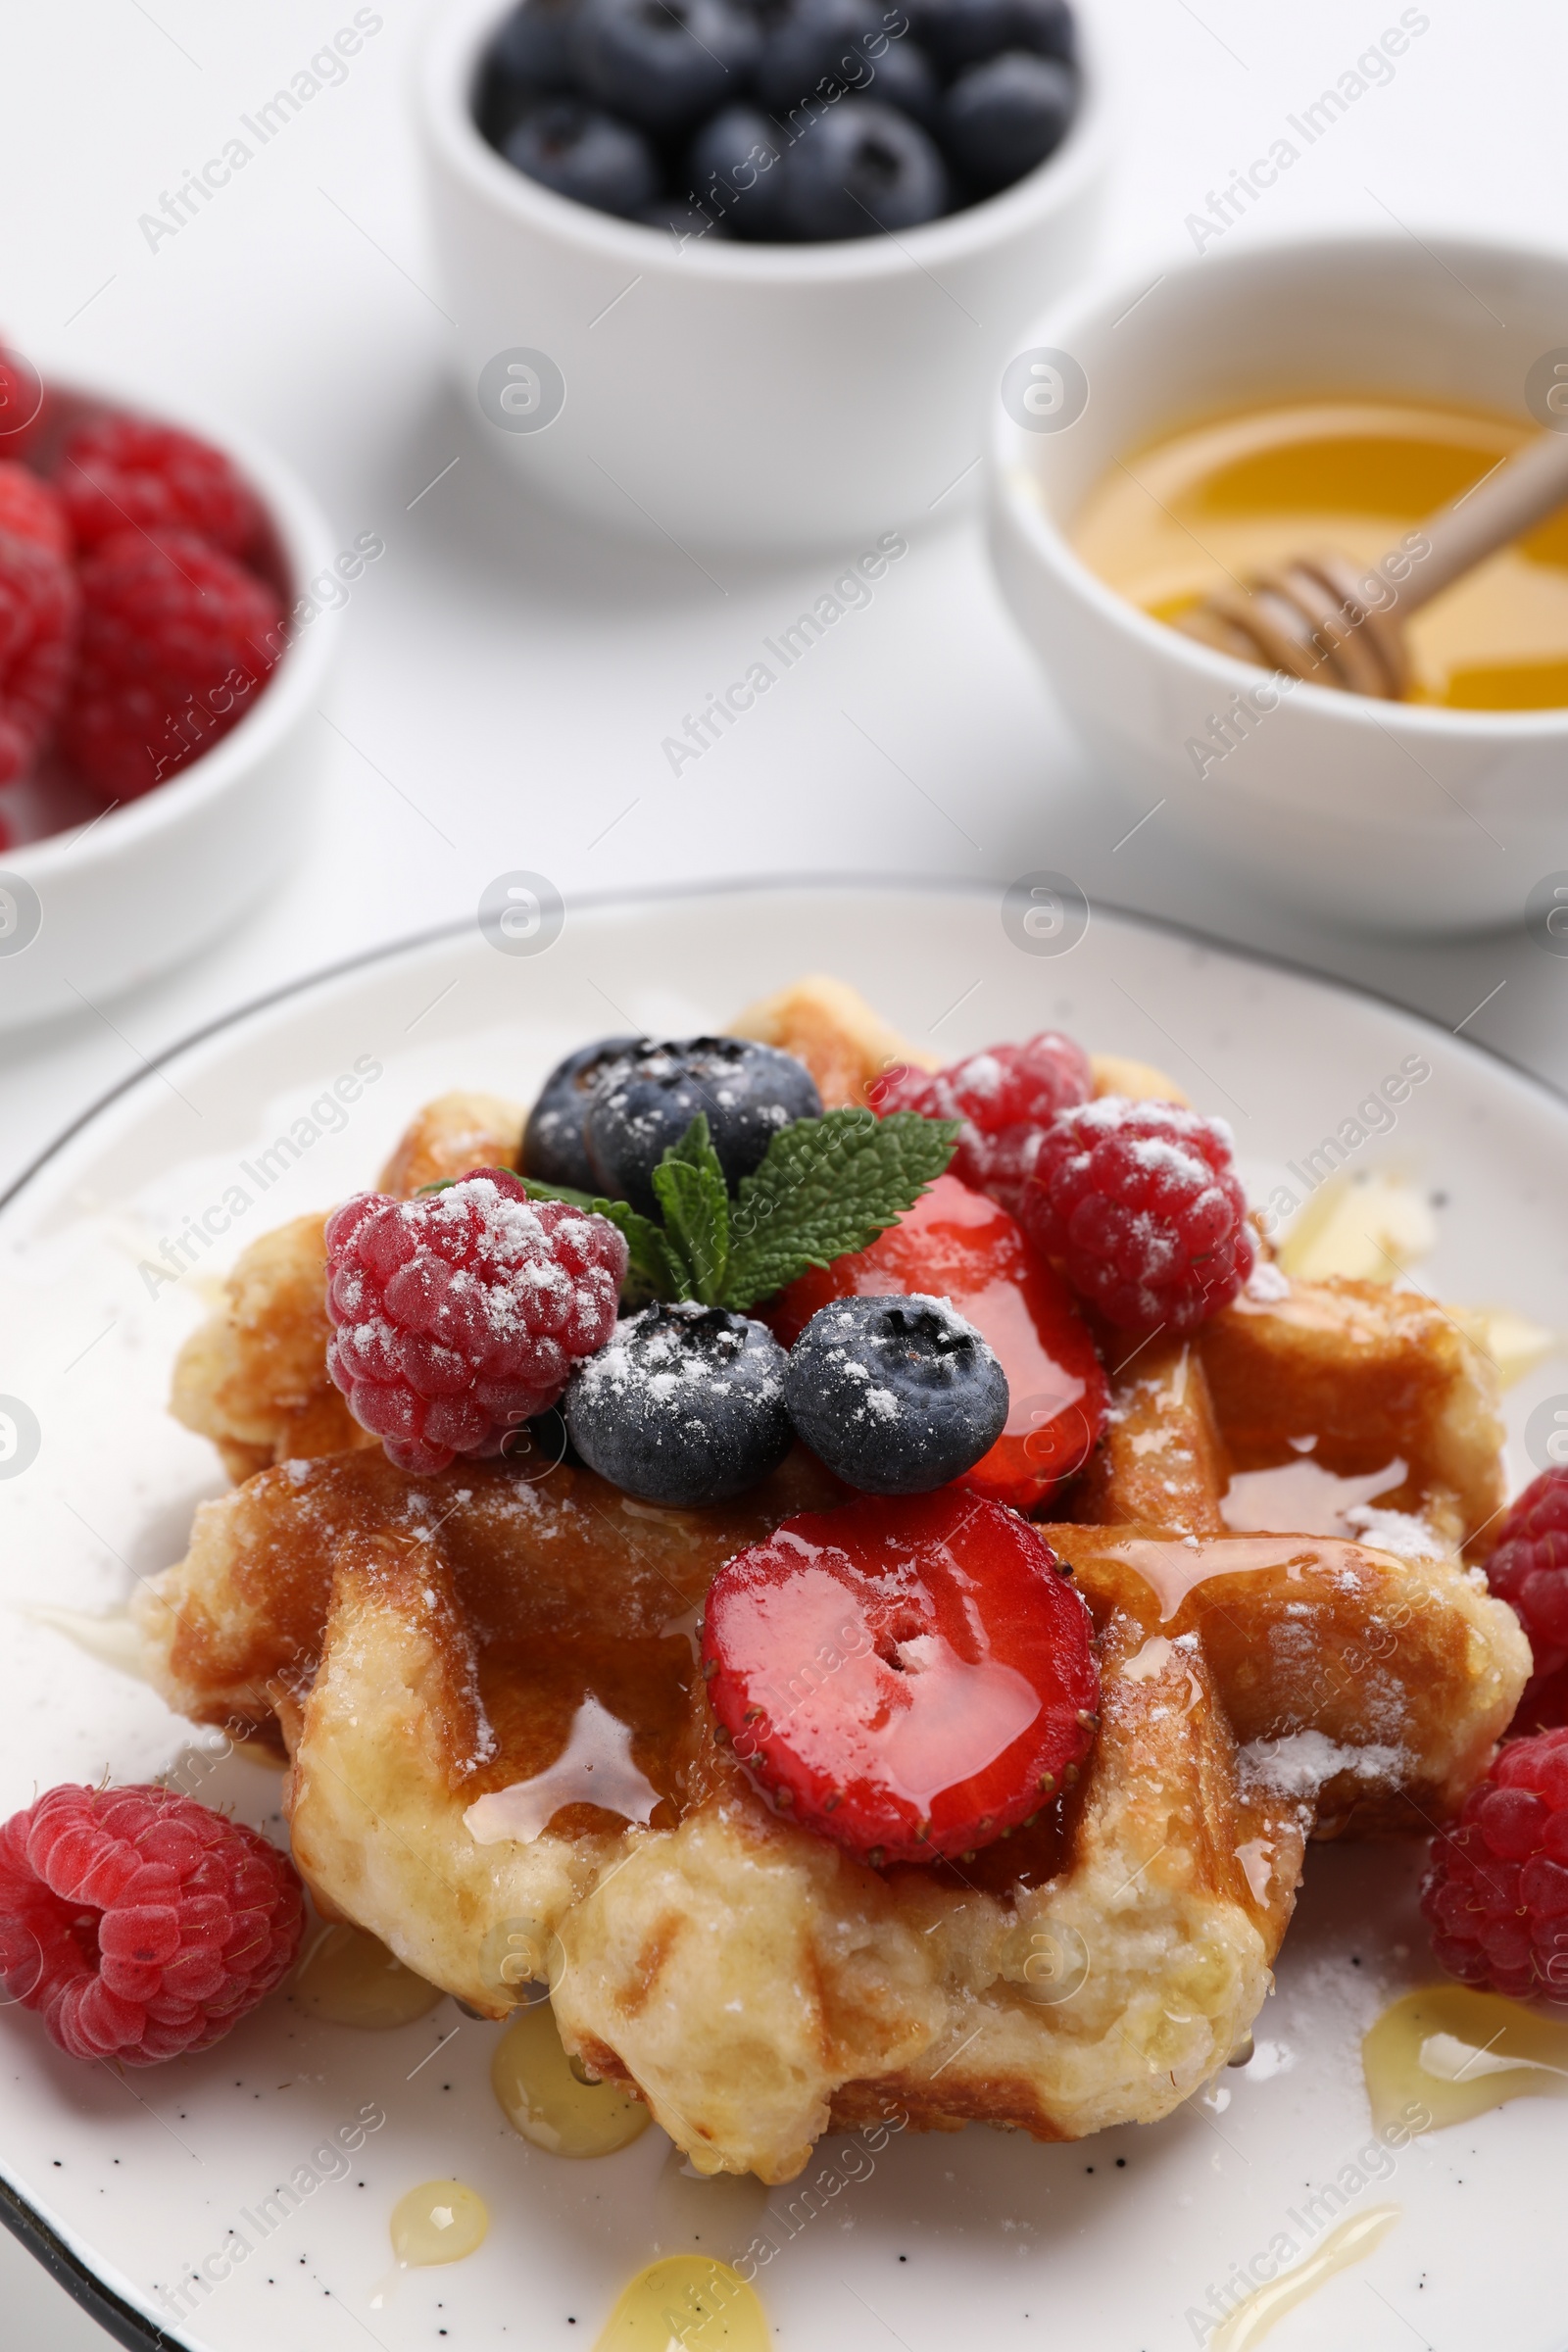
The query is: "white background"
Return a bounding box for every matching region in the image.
[1,0,1564,2337]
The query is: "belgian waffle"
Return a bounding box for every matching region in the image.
[139,979,1529,2182]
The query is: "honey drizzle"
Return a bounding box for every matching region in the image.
[290,1923,445,2029]
[491,2002,651,2157]
[1363,1984,1568,2135]
[1219,1455,1406,1541]
[1084,1530,1361,1624]
[466,1694,662,1845]
[1208,2206,1400,2350]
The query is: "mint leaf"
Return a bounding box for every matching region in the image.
[651,1115,730,1303]
[720,1109,958,1309]
[514,1175,682,1298]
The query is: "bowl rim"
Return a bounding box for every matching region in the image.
[416,0,1110,286]
[989,225,1568,743]
[5,368,340,885]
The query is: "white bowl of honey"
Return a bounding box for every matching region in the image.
[988,232,1568,933]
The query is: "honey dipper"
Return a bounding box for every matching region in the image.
[1174,426,1568,698]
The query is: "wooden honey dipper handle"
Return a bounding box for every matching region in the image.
[1388,428,1568,615]
[1177,426,1568,698]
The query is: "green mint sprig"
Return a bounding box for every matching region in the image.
[514,1105,958,1312]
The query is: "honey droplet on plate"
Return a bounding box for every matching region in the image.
[492,2002,651,2157]
[595,2256,768,2352]
[291,1922,445,2029]
[389,2179,489,2267]
[1363,1983,1568,2135]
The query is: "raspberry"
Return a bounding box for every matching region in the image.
[0,1784,304,2065]
[0,464,77,786]
[1420,1729,1568,1999]
[0,343,46,459]
[1484,1468,1568,1733]
[59,528,283,799]
[1019,1096,1255,1332]
[870,1032,1092,1215]
[58,413,268,560]
[325,1167,627,1475]
[703,1488,1099,1865]
[0,462,71,560]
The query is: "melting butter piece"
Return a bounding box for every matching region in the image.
[389,2179,488,2267]
[291,1923,445,2029]
[596,2257,768,2352]
[1363,1984,1568,2134]
[1452,1304,1557,1389]
[492,2001,651,2157]
[1277,1170,1436,1284]
[1209,2207,1399,2350]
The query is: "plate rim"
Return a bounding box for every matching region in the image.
[0,2177,181,2352]
[2,871,1562,1228]
[2,870,1563,2350]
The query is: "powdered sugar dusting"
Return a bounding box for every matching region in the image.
[1239,1728,1409,1798]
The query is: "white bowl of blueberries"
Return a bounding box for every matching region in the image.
[417,0,1106,548]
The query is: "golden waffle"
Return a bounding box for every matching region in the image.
[170,1091,524,1479]
[732,972,1191,1108]
[140,983,1529,2182]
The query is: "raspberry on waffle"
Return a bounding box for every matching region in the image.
[171,1092,525,1480]
[136,983,1528,2183]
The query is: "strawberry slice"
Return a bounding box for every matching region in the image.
[702,1488,1099,1865]
[768,1172,1106,1513]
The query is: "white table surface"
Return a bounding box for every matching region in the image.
[1,0,1562,2339]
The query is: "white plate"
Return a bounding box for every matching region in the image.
[2,882,1566,2352]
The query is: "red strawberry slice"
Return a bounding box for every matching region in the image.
[702,1488,1099,1865]
[768,1171,1106,1513]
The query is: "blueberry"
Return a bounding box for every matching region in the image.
[486,0,585,107]
[523,1036,642,1192]
[503,100,662,215]
[755,0,882,114]
[939,51,1073,189]
[1010,0,1075,65]
[685,106,786,238]
[774,99,948,239]
[907,0,1015,73]
[863,36,940,129]
[585,1037,822,1216]
[783,1294,1008,1494]
[565,1301,793,1504]
[571,0,760,136]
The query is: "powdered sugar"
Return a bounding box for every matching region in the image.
[1344,1502,1444,1560]
[324,1171,625,1474]
[1239,1728,1409,1798]
[1245,1257,1292,1303]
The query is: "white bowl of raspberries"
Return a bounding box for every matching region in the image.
[0,344,339,1031]
[417,0,1107,549]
